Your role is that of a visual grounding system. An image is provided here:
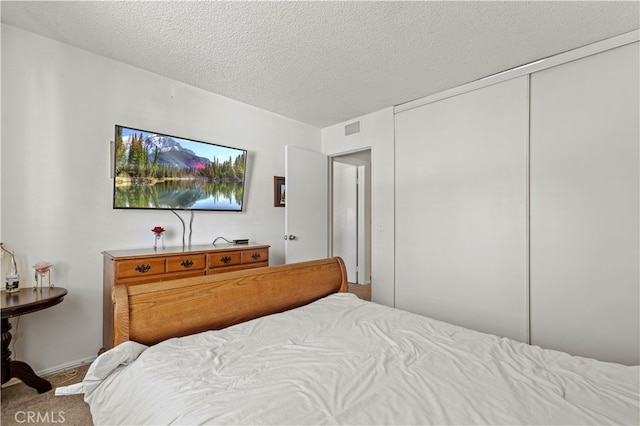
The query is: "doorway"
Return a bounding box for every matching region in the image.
[331,149,371,287]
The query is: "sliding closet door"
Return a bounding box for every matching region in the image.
[395,76,529,342]
[530,42,639,365]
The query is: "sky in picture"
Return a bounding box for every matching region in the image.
[121,127,243,161]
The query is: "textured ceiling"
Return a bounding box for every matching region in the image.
[2,1,639,128]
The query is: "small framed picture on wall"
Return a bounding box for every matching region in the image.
[274,176,285,207]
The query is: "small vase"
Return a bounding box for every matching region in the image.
[154,233,163,250]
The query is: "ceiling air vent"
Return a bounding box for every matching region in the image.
[345,121,360,136]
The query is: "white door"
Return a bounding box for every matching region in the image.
[394,76,529,343]
[285,146,328,263]
[529,42,639,365]
[332,161,358,281]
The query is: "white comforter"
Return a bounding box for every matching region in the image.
[84,293,639,425]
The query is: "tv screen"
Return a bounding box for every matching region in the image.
[113,125,247,211]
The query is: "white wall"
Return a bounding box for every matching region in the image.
[0,24,320,374]
[321,108,395,307]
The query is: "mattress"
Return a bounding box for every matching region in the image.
[84,293,639,425]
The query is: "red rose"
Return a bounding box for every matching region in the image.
[152,226,165,234]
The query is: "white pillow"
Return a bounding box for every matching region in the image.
[82,341,147,397]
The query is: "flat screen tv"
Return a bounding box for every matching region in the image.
[113,125,247,211]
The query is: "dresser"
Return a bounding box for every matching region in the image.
[102,243,270,351]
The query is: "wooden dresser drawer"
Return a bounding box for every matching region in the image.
[116,258,166,279]
[241,248,269,264]
[167,254,206,273]
[209,251,241,269]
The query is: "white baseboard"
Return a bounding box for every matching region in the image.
[1,356,97,389]
[1,378,22,388]
[37,355,97,378]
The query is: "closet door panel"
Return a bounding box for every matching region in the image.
[530,42,639,365]
[394,76,529,342]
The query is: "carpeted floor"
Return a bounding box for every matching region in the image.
[1,363,93,426]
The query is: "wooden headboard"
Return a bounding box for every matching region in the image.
[112,257,348,347]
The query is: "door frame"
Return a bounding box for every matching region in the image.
[329,148,372,284]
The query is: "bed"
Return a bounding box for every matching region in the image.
[84,257,639,425]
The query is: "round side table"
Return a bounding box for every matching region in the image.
[1,287,68,393]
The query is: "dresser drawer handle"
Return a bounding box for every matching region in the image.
[251,252,261,260]
[220,256,232,264]
[135,264,151,273]
[180,260,194,268]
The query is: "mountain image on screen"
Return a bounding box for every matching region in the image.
[124,134,213,170]
[113,126,247,211]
